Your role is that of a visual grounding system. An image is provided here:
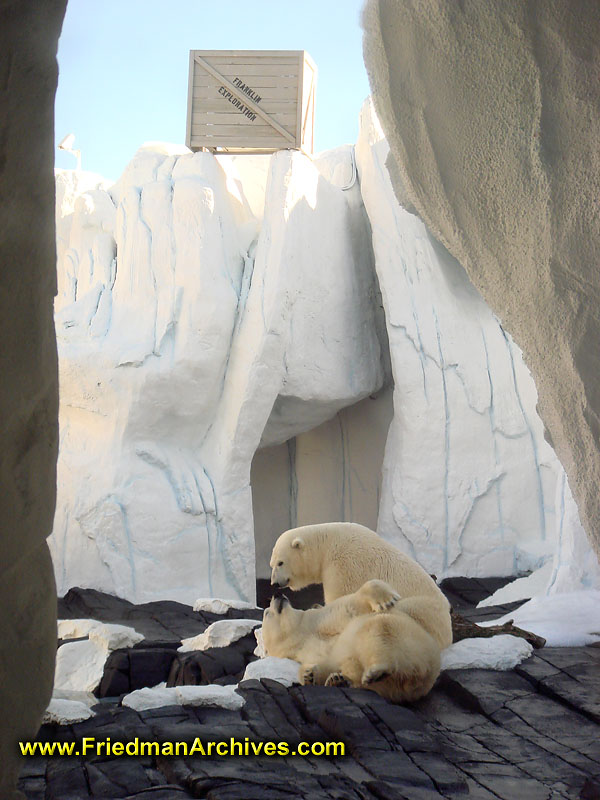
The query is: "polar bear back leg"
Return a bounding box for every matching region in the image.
[347,613,441,703]
[395,595,453,650]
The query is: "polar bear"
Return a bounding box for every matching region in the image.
[270,522,452,649]
[262,579,441,702]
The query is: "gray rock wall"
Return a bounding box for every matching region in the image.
[362,0,600,559]
[0,1,66,794]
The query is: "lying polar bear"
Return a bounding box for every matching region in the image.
[270,521,452,649]
[262,579,441,703]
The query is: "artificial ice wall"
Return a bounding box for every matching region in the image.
[50,97,595,605]
[362,0,600,565]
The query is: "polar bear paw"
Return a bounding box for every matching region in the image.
[362,665,391,685]
[325,672,351,688]
[301,666,318,685]
[359,579,400,613]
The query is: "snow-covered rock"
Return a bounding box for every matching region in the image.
[253,626,265,658]
[58,619,144,649]
[193,598,258,615]
[89,622,144,650]
[480,591,600,647]
[54,621,143,692]
[441,636,533,671]
[43,698,95,725]
[51,689,98,707]
[477,562,555,608]
[122,683,244,711]
[178,619,260,652]
[122,686,178,711]
[174,684,244,710]
[57,618,103,640]
[54,639,109,693]
[242,657,300,687]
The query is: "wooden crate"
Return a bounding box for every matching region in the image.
[186,50,317,154]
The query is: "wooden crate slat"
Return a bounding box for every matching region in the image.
[192,98,297,112]
[192,85,301,99]
[192,112,298,126]
[191,63,297,89]
[192,74,300,90]
[191,49,303,58]
[301,56,317,155]
[191,140,292,149]
[202,56,300,66]
[191,133,290,143]
[192,123,296,137]
[204,64,300,78]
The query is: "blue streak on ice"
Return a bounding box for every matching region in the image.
[202,466,245,599]
[433,308,450,573]
[109,496,137,596]
[287,438,298,529]
[481,329,506,547]
[503,329,547,542]
[370,148,428,400]
[546,470,566,593]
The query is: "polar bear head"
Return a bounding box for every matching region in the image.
[270,529,313,591]
[261,594,304,658]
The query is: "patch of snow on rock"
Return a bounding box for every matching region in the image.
[477,561,554,608]
[480,590,600,646]
[122,684,244,711]
[54,638,109,693]
[242,657,300,687]
[442,636,533,671]
[193,598,258,615]
[55,620,143,692]
[253,626,265,658]
[43,699,95,725]
[52,689,97,708]
[122,687,179,711]
[88,622,144,650]
[179,619,260,652]
[175,684,244,710]
[57,619,103,639]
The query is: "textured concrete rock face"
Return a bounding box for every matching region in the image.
[362,0,600,559]
[0,1,66,796]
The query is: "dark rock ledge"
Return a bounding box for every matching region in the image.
[18,579,600,800]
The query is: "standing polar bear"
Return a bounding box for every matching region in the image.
[270,522,452,650]
[262,579,441,702]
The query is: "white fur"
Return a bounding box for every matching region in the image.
[270,522,452,649]
[262,580,441,703]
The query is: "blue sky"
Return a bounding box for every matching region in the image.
[55,0,371,182]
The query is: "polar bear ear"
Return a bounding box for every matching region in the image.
[291,537,304,549]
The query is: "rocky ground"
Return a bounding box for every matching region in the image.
[18,579,600,800]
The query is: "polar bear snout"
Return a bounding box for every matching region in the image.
[273,594,290,613]
[270,564,290,588]
[266,593,290,615]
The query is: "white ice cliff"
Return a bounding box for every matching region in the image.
[50,102,599,604]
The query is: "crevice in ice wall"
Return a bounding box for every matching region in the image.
[252,388,394,580]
